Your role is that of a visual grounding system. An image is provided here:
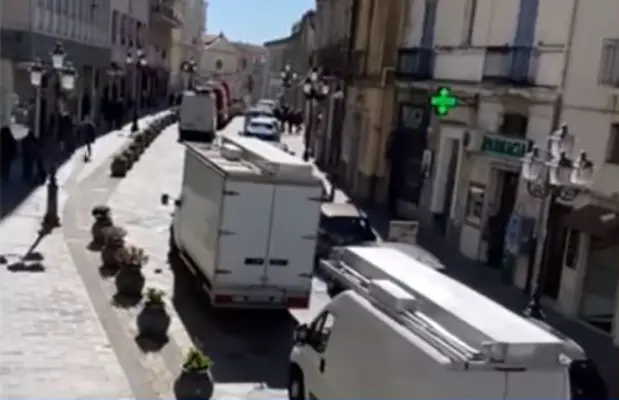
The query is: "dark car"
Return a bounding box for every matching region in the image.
[315,203,380,265]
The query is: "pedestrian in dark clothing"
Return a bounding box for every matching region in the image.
[295,109,304,133]
[78,115,96,162]
[1,126,17,181]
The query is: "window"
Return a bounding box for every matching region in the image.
[563,229,580,269]
[498,113,528,138]
[120,14,126,45]
[462,0,477,45]
[465,182,485,227]
[308,312,336,353]
[128,18,134,47]
[136,22,143,47]
[606,123,619,164]
[111,10,118,44]
[599,38,619,86]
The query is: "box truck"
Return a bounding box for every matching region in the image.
[170,135,323,309]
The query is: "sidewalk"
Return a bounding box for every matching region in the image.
[0,112,167,398]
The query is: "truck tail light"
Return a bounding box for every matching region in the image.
[214,294,233,304]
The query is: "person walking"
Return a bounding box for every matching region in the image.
[78,114,97,162]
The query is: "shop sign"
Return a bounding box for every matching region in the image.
[481,134,532,159]
[388,220,419,244]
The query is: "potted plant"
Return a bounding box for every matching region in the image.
[90,205,113,248]
[110,154,129,177]
[122,147,135,164]
[101,226,127,271]
[115,246,147,297]
[129,141,142,158]
[137,288,171,339]
[174,347,214,399]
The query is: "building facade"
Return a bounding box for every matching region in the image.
[232,42,267,105]
[262,36,292,100]
[1,0,111,124]
[282,11,316,110]
[198,33,242,98]
[313,0,355,174]
[179,0,206,61]
[109,0,149,104]
[148,0,181,99]
[392,0,619,349]
[338,0,409,209]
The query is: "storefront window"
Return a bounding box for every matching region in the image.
[579,243,619,333]
[464,183,485,227]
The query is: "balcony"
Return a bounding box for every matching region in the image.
[599,38,619,87]
[482,46,539,86]
[150,0,181,27]
[395,48,434,81]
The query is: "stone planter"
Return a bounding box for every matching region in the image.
[129,142,142,158]
[174,369,214,400]
[110,155,129,177]
[122,148,135,164]
[137,303,171,339]
[91,216,113,248]
[115,265,145,297]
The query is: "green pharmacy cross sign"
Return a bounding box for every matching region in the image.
[430,87,459,117]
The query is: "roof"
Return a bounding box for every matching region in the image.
[344,246,564,348]
[320,203,364,218]
[563,204,619,237]
[202,33,221,46]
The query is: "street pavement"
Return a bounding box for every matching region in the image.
[0,111,171,398]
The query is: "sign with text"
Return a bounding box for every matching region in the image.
[388,220,419,244]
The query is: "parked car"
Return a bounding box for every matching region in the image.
[256,98,277,111]
[242,116,281,142]
[243,106,275,132]
[315,203,380,266]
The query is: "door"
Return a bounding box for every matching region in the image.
[265,184,322,288]
[438,139,459,235]
[299,311,337,399]
[216,181,274,286]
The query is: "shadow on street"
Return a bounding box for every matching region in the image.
[170,254,296,388]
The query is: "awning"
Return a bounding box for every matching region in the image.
[563,204,619,237]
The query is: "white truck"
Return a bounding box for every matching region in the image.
[289,245,584,399]
[178,87,217,143]
[170,135,323,309]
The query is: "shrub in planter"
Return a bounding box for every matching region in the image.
[115,246,147,297]
[90,205,113,247]
[111,154,129,177]
[174,347,214,399]
[101,226,128,270]
[129,141,142,157]
[137,288,171,339]
[123,146,137,163]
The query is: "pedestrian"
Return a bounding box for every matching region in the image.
[0,125,17,181]
[78,114,97,162]
[295,109,304,134]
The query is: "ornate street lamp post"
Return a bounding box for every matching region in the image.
[521,124,594,320]
[180,58,198,90]
[29,41,77,232]
[280,64,297,105]
[302,67,329,161]
[126,47,147,133]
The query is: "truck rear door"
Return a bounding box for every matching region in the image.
[216,180,274,286]
[264,184,322,288]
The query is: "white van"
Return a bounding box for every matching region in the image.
[178,87,217,143]
[289,246,579,399]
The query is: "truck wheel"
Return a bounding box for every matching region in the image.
[288,366,306,400]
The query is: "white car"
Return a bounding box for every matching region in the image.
[243,116,281,142]
[256,98,277,111]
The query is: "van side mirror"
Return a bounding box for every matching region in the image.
[293,324,310,343]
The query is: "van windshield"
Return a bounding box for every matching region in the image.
[249,122,274,130]
[323,216,377,244]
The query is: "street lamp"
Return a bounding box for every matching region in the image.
[181,58,198,90]
[126,47,147,132]
[521,124,594,320]
[29,41,77,232]
[302,67,329,161]
[280,64,297,88]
